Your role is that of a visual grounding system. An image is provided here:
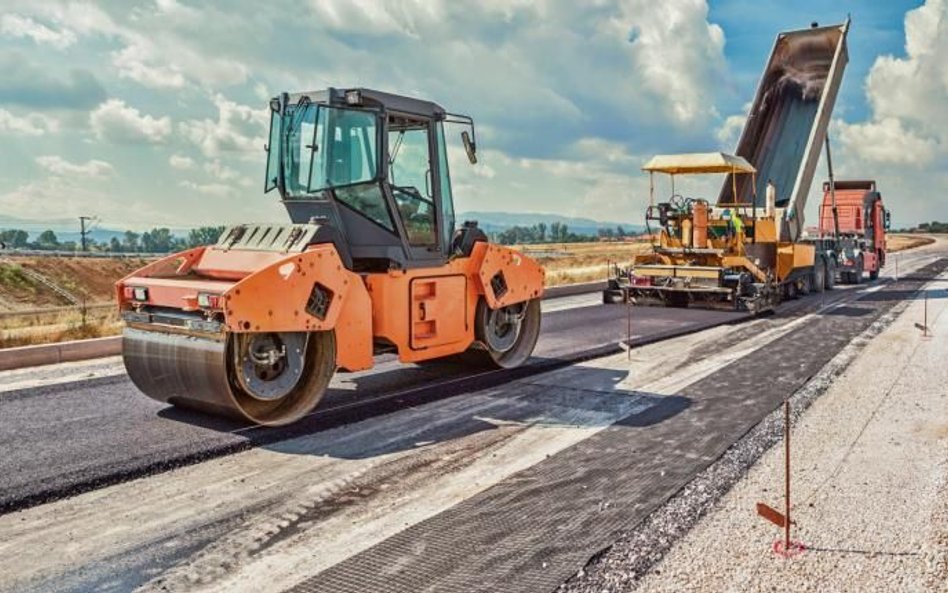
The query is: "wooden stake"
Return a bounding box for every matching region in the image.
[626,297,632,361]
[784,398,791,550]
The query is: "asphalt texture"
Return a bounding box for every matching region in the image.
[0,297,745,514]
[286,259,948,593]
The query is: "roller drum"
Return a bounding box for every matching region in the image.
[123,327,336,426]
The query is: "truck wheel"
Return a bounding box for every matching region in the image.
[785,281,798,300]
[603,289,625,304]
[854,255,864,285]
[869,268,879,281]
[812,258,825,293]
[825,258,836,290]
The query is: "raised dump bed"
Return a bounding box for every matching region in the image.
[720,21,850,241]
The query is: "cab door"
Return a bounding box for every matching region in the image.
[410,275,468,350]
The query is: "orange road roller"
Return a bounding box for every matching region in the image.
[117,88,545,426]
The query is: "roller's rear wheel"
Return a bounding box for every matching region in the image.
[474,298,541,369]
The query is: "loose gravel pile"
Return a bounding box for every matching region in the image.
[563,274,948,593]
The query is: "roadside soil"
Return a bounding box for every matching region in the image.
[0,257,146,311]
[888,233,937,252]
[627,270,948,592]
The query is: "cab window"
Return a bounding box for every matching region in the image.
[389,120,436,247]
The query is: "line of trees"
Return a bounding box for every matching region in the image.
[492,222,636,245]
[0,226,226,253]
[917,221,948,233]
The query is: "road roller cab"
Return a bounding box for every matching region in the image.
[117,88,545,426]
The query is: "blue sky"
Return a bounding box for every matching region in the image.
[0,0,944,232]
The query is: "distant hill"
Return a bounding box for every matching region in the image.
[0,211,645,242]
[459,211,644,236]
[0,215,187,243]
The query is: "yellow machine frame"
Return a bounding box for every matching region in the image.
[622,152,816,312]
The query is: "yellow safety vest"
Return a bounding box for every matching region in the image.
[732,214,744,233]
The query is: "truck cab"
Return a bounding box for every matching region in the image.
[819,180,888,281]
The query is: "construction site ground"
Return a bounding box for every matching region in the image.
[567,261,948,593]
[0,238,944,593]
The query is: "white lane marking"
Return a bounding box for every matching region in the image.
[541,292,602,313]
[0,356,125,395]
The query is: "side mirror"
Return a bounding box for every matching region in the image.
[462,131,477,164]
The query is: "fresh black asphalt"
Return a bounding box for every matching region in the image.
[0,299,745,514]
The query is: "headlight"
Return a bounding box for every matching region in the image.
[344,89,362,105]
[123,286,149,302]
[197,292,221,309]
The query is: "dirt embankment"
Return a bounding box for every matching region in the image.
[0,257,148,312]
[888,233,937,252]
[518,241,652,286]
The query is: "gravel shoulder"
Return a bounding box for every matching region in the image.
[596,271,948,592]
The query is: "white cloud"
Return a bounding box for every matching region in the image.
[204,160,241,181]
[112,41,187,89]
[19,3,247,91]
[154,0,201,19]
[179,180,232,197]
[0,176,171,227]
[448,136,651,219]
[35,155,114,177]
[309,0,444,36]
[837,117,938,167]
[169,154,195,170]
[304,0,727,130]
[613,0,726,124]
[833,0,948,223]
[840,0,948,158]
[90,99,172,144]
[716,115,745,150]
[0,14,76,49]
[179,94,268,158]
[0,109,59,136]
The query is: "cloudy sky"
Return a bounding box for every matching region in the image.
[0,0,943,230]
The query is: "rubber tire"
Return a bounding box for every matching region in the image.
[603,289,626,304]
[785,281,798,300]
[799,274,811,296]
[854,255,864,285]
[869,268,879,281]
[824,258,836,290]
[473,298,542,369]
[812,258,825,293]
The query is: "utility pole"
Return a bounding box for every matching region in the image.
[79,216,94,252]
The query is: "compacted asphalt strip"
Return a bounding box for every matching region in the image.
[0,295,746,514]
[286,257,948,593]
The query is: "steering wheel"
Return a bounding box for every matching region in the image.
[393,185,426,201]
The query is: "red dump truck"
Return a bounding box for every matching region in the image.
[814,180,890,284]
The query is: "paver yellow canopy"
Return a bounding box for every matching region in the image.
[117,88,545,426]
[642,152,756,175]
